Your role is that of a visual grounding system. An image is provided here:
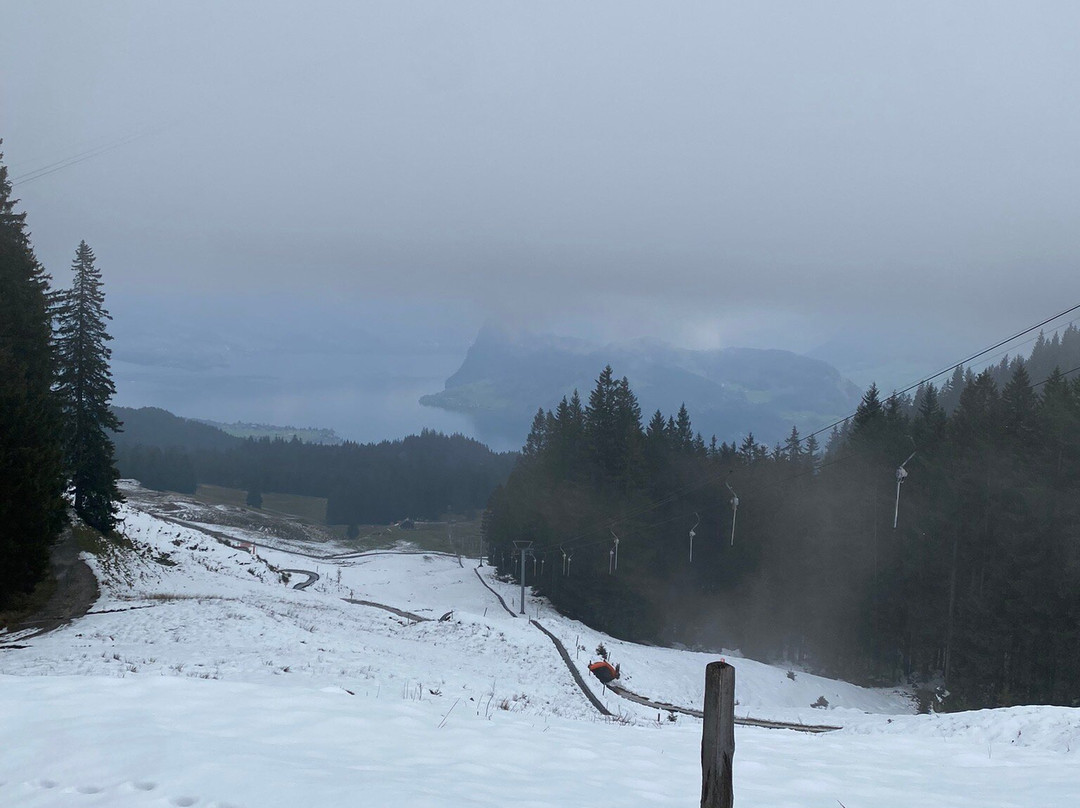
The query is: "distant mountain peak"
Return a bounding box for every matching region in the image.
[421,327,861,449]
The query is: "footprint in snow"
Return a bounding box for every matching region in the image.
[130,780,157,791]
[172,797,199,806]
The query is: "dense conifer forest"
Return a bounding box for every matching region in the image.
[484,330,1080,710]
[112,409,517,525]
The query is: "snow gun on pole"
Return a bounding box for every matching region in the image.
[725,480,739,547]
[893,444,917,529]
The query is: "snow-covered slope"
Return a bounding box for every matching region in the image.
[2,486,1078,807]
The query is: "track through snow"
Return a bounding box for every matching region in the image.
[2,482,1079,807]
[473,565,517,617]
[530,619,612,717]
[279,568,319,590]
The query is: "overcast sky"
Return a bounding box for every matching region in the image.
[4,2,1079,436]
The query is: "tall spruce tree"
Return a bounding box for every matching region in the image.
[54,241,122,531]
[0,144,68,606]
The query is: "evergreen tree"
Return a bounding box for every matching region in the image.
[585,366,639,484]
[803,433,820,470]
[783,425,802,462]
[1000,365,1040,453]
[0,144,67,606]
[53,241,122,531]
[645,409,668,446]
[522,408,549,460]
[674,403,693,451]
[852,383,884,434]
[544,393,586,478]
[738,432,758,462]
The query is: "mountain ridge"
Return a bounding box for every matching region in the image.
[421,325,861,448]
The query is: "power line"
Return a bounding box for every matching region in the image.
[12,128,161,187]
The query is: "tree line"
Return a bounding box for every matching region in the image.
[484,345,1080,710]
[112,410,518,526]
[1,145,122,608]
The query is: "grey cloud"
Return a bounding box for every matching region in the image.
[4,1,1078,437]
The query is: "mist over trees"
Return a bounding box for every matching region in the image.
[484,345,1080,710]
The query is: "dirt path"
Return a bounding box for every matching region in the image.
[1,526,100,645]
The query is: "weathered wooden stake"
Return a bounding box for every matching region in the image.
[701,660,735,808]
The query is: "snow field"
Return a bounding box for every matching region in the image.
[3,673,1077,808]
[2,492,1079,806]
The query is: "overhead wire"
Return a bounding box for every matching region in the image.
[524,313,1080,557]
[527,360,1080,562]
[796,302,1080,449]
[519,307,1080,560]
[11,128,162,187]
[951,313,1080,382]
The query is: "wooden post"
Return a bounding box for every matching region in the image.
[701,660,735,808]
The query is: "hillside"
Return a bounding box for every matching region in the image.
[193,418,342,445]
[111,406,241,452]
[421,324,861,448]
[107,407,515,524]
[2,484,1078,806]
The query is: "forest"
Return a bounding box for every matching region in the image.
[484,327,1080,710]
[114,410,517,526]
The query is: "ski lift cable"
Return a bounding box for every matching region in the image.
[796,303,1080,450]
[546,355,1080,555]
[517,345,1080,560]
[959,313,1080,378]
[523,361,1080,558]
[528,306,1080,556]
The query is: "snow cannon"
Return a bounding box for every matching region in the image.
[587,660,619,684]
